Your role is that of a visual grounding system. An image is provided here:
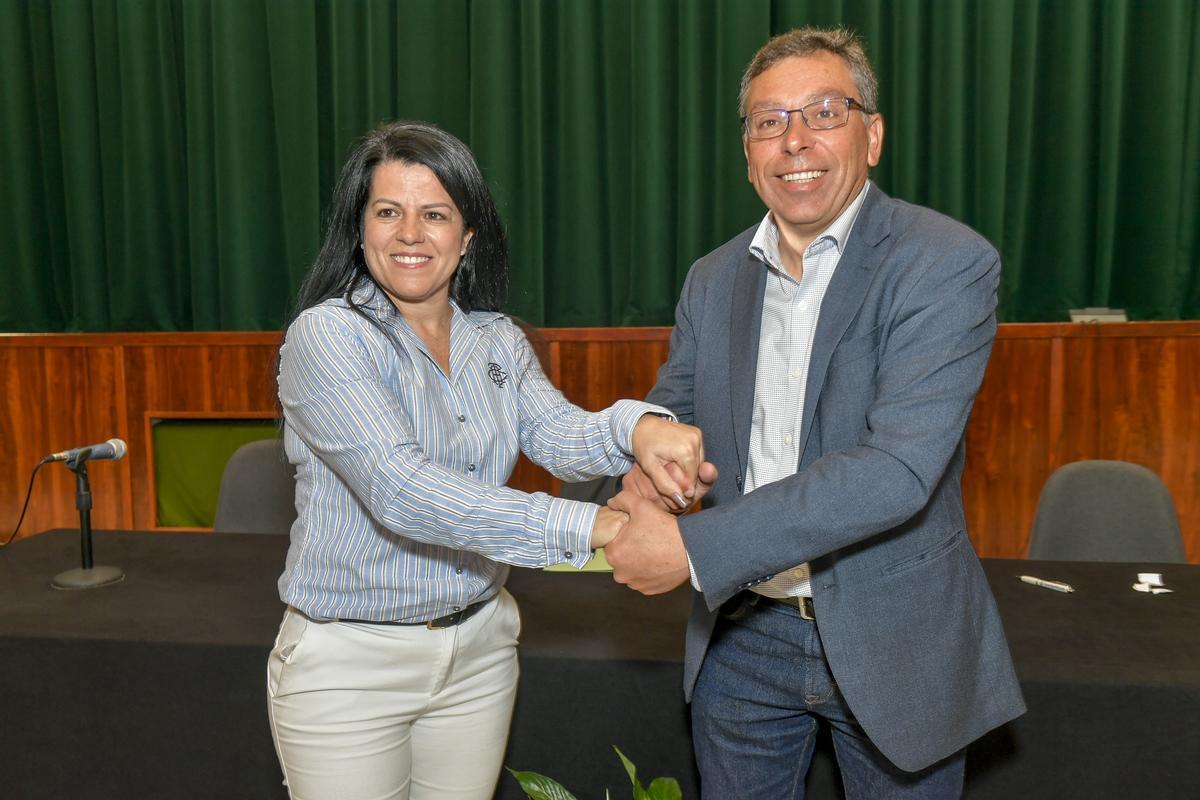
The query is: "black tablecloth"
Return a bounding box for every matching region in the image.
[1,530,1197,799]
[968,558,1200,798]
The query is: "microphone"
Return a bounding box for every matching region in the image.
[43,438,128,590]
[46,438,128,465]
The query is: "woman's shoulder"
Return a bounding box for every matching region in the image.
[285,299,385,356]
[463,308,507,327]
[461,311,540,368]
[462,309,517,343]
[290,299,356,332]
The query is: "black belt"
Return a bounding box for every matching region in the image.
[753,593,816,621]
[339,599,488,630]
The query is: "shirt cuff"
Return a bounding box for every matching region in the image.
[608,399,676,454]
[686,552,702,592]
[543,496,597,569]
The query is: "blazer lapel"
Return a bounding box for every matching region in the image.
[729,251,767,482]
[797,185,894,459]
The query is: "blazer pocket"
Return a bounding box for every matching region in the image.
[828,324,882,367]
[881,531,964,577]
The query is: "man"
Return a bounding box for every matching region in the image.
[606,27,1025,798]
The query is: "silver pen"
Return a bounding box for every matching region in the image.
[1018,575,1074,593]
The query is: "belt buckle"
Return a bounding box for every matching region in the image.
[797,596,815,621]
[425,600,485,629]
[426,609,463,630]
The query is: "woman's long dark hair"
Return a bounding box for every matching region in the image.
[291,120,508,321]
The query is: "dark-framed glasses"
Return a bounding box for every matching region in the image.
[741,97,871,140]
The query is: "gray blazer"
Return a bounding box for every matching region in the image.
[649,184,1025,772]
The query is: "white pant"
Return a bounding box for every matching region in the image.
[266,590,520,800]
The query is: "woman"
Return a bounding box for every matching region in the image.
[267,120,702,800]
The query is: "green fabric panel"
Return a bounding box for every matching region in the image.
[2,0,1199,330]
[153,419,280,527]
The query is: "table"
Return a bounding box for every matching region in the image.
[1,530,1197,798]
[967,558,1200,798]
[0,530,696,799]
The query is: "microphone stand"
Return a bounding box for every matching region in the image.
[51,459,124,590]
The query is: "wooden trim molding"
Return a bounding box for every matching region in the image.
[2,323,1197,560]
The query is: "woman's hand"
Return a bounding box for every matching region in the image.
[621,461,718,514]
[630,415,705,510]
[589,506,629,550]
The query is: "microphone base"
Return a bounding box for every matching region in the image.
[51,565,125,590]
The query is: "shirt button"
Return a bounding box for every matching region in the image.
[453,605,461,611]
[784,434,793,445]
[456,567,463,575]
[457,415,466,423]
[799,300,809,311]
[791,369,801,379]
[467,463,476,472]
[565,551,574,559]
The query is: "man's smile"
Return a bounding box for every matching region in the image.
[780,169,827,183]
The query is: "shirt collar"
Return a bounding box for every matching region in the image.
[749,180,873,272]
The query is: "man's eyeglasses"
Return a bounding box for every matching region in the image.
[741,97,871,140]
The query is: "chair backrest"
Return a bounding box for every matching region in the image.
[1028,460,1185,562]
[212,439,297,534]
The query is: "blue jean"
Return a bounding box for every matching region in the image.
[691,595,965,800]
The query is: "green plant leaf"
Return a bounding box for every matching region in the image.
[645,777,683,800]
[505,767,579,800]
[613,746,650,800]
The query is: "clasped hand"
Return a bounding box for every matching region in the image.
[589,415,707,552]
[604,421,718,594]
[628,414,706,510]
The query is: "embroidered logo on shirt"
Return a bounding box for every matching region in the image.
[487,362,508,388]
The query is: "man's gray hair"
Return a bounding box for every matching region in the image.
[738,27,879,117]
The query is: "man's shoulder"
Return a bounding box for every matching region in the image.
[872,191,997,258]
[688,223,759,278]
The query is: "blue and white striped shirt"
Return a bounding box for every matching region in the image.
[277,284,667,622]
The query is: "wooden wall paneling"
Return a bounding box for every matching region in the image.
[1058,333,1101,464]
[963,334,1062,558]
[122,341,281,529]
[0,341,130,540]
[553,337,671,410]
[1092,329,1200,558]
[511,329,671,499]
[552,336,670,500]
[3,325,1197,560]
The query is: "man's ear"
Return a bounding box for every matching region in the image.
[866,114,884,168]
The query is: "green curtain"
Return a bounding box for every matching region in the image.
[2,0,1198,330]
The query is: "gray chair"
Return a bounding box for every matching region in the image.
[1028,460,1185,562]
[212,439,297,534]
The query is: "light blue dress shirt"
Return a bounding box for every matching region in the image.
[277,284,667,623]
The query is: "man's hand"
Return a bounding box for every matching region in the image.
[604,491,691,595]
[588,506,629,550]
[629,415,704,510]
[623,461,718,513]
